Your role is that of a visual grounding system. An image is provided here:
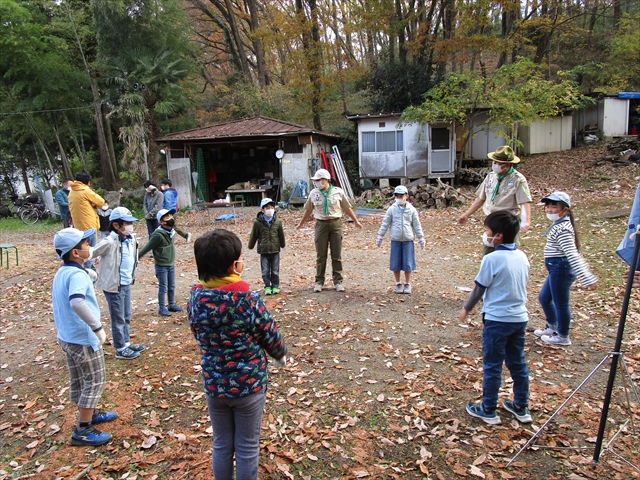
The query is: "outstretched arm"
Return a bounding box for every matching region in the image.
[458,197,484,225]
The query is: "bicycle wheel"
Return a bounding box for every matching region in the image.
[20,206,39,224]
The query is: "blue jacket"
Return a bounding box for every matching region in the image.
[162,187,178,210]
[617,182,640,268]
[54,189,69,220]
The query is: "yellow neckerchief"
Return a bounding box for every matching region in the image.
[200,274,241,288]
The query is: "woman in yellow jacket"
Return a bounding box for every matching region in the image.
[69,170,105,269]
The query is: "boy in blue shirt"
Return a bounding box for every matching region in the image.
[459,211,532,425]
[52,228,117,446]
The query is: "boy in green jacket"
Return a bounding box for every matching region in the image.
[248,198,285,295]
[139,209,183,316]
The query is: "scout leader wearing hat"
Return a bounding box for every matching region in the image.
[248,198,286,295]
[458,146,533,255]
[296,168,363,292]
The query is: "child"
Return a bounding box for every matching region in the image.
[534,192,597,346]
[143,180,164,237]
[248,198,286,295]
[52,227,117,446]
[97,202,112,240]
[139,208,183,316]
[459,211,532,425]
[92,207,145,360]
[160,178,192,243]
[375,185,425,294]
[187,228,287,479]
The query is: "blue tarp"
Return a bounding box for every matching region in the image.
[215,213,237,221]
[618,92,640,99]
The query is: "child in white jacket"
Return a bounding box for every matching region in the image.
[376,186,425,294]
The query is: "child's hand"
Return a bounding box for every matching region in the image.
[273,356,286,368]
[96,328,106,345]
[375,235,383,247]
[458,308,469,321]
[418,238,425,250]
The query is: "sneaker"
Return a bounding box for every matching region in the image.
[115,346,141,360]
[158,308,172,316]
[335,284,345,292]
[264,287,272,295]
[541,333,572,346]
[502,400,532,423]
[70,425,111,446]
[185,232,193,243]
[126,343,146,352]
[465,402,501,425]
[271,287,280,295]
[314,284,322,292]
[534,326,556,337]
[403,283,412,294]
[395,282,403,294]
[91,410,118,424]
[168,304,184,312]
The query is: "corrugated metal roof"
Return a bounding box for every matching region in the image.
[158,115,339,141]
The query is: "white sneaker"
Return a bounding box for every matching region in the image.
[185,232,193,243]
[541,333,572,346]
[314,284,322,292]
[335,284,345,292]
[403,283,412,294]
[395,283,403,294]
[534,326,556,337]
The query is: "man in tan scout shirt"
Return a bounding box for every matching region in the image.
[297,169,362,292]
[458,146,532,255]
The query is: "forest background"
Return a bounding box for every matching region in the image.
[1,0,640,195]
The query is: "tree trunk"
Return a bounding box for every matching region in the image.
[247,0,267,86]
[52,119,73,180]
[224,0,253,84]
[103,112,118,182]
[296,0,323,130]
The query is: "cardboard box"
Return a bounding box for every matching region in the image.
[243,181,251,189]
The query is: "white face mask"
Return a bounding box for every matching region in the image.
[263,208,274,218]
[546,213,561,222]
[101,205,109,211]
[492,163,504,174]
[123,225,134,235]
[313,181,324,189]
[482,232,495,248]
[395,198,405,206]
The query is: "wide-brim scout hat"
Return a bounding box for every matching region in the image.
[487,145,520,164]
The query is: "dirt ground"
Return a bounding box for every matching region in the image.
[1,143,640,479]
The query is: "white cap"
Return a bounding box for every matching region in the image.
[393,185,408,195]
[311,169,331,180]
[260,198,276,209]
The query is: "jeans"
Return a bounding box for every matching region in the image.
[314,220,343,285]
[84,233,96,270]
[155,265,175,309]
[207,391,266,480]
[538,257,576,336]
[482,319,529,412]
[146,218,159,237]
[260,253,280,288]
[104,285,131,350]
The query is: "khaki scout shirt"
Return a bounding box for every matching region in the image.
[477,170,532,216]
[304,186,351,220]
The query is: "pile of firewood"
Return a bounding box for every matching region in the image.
[596,138,640,167]
[456,167,488,184]
[356,178,467,209]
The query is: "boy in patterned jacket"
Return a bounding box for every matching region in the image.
[187,228,287,479]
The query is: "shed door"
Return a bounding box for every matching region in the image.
[429,126,454,175]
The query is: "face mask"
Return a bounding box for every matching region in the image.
[313,181,323,189]
[395,198,405,206]
[76,247,92,259]
[163,219,175,228]
[101,205,109,211]
[263,208,274,218]
[547,213,561,222]
[146,188,152,193]
[161,186,167,191]
[123,225,134,235]
[482,232,495,248]
[492,163,504,174]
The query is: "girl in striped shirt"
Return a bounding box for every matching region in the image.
[534,192,597,346]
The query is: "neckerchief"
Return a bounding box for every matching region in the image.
[491,167,515,202]
[320,185,334,216]
[200,274,242,288]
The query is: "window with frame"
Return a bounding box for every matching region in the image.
[361,130,403,153]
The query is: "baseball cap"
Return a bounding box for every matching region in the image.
[393,185,408,195]
[54,228,95,259]
[541,191,571,207]
[157,208,176,223]
[260,198,276,209]
[311,169,331,180]
[109,206,138,222]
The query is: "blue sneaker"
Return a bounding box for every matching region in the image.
[115,346,140,360]
[502,400,532,423]
[127,344,146,352]
[158,308,172,316]
[465,402,501,425]
[70,425,111,446]
[168,304,183,312]
[91,410,117,424]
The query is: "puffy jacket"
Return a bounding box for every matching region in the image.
[68,181,105,231]
[248,212,285,254]
[92,232,139,293]
[378,202,424,242]
[162,187,178,210]
[187,281,287,399]
[139,228,175,266]
[143,190,164,220]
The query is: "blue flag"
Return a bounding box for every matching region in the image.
[616,183,640,268]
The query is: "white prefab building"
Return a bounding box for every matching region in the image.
[347,113,456,181]
[573,94,639,140]
[520,114,573,154]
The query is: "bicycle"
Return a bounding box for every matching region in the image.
[19,196,51,225]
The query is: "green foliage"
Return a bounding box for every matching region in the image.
[366,59,435,112]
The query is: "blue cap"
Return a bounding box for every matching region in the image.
[260,198,276,209]
[54,228,95,259]
[109,206,138,222]
[157,208,176,223]
[393,185,408,195]
[541,191,571,207]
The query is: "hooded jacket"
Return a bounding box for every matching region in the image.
[248,211,285,254]
[68,181,105,231]
[139,228,175,266]
[92,231,139,293]
[143,190,164,220]
[377,202,424,242]
[161,187,178,211]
